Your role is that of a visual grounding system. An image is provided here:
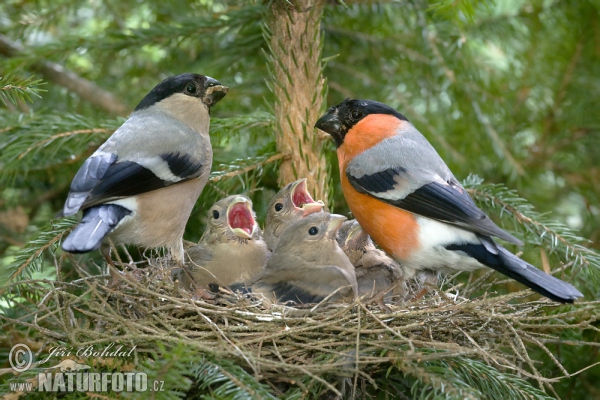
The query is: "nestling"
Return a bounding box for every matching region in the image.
[337,219,406,302]
[175,195,269,291]
[263,178,325,251]
[249,212,358,305]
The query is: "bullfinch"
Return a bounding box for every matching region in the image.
[315,99,583,303]
[245,212,358,305]
[175,195,269,291]
[337,219,406,302]
[59,73,228,265]
[263,178,325,251]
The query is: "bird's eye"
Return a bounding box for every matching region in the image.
[274,203,283,212]
[186,83,197,95]
[351,109,362,119]
[328,106,336,112]
[212,210,220,219]
[308,226,319,236]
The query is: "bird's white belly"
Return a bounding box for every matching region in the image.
[401,216,485,279]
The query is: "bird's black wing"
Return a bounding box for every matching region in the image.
[347,166,522,245]
[61,152,204,216]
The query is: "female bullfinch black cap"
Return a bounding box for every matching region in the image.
[135,73,228,111]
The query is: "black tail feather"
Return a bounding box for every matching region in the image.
[495,246,582,303]
[447,242,583,303]
[61,204,130,253]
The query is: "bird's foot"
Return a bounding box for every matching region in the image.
[375,297,391,312]
[193,287,216,301]
[411,287,429,302]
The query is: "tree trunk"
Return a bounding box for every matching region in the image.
[268,0,328,201]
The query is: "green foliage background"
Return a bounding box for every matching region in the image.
[0,0,598,398]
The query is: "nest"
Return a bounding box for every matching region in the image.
[4,255,598,398]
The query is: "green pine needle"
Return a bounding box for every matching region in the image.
[191,356,277,400]
[0,74,45,106]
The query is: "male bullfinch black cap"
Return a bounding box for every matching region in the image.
[135,73,228,111]
[315,99,409,147]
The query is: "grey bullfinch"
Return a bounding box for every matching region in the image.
[263,178,325,251]
[337,219,406,302]
[59,73,228,265]
[316,98,582,303]
[175,195,269,291]
[247,212,358,305]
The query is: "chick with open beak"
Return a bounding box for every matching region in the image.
[264,178,325,251]
[176,195,269,291]
[250,212,358,305]
[337,220,406,304]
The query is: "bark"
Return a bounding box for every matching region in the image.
[268,0,329,201]
[0,34,129,116]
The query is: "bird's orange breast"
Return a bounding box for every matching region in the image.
[336,114,419,262]
[339,170,420,262]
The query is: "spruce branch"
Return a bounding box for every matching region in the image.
[17,128,113,160]
[210,153,289,183]
[0,34,129,115]
[126,343,193,400]
[427,0,483,23]
[410,357,555,400]
[210,112,275,145]
[0,217,76,287]
[399,360,480,399]
[3,0,94,34]
[4,6,264,62]
[0,74,45,106]
[191,356,277,400]
[0,112,121,184]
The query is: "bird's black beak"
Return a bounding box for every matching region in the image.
[203,77,228,107]
[315,108,344,147]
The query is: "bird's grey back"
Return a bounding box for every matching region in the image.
[98,109,211,164]
[347,123,455,184]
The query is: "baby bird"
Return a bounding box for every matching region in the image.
[263,178,325,251]
[175,195,269,291]
[249,212,358,305]
[337,220,406,303]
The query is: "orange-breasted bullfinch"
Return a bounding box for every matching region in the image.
[59,73,228,265]
[315,99,583,303]
[237,212,358,305]
[264,178,325,251]
[337,219,406,302]
[174,195,269,291]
